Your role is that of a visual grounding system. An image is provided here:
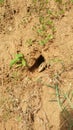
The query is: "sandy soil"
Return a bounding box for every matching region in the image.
[0,0,73,130]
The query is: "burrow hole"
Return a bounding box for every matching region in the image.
[29,55,45,72]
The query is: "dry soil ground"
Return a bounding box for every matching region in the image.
[0,0,73,130]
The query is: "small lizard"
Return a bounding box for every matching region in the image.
[38,62,47,72]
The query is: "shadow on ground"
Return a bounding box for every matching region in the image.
[60,109,73,130]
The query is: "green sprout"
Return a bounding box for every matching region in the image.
[10,53,27,68]
[0,0,4,4]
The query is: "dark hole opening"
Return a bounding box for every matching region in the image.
[27,6,30,12]
[13,10,16,14]
[29,55,45,72]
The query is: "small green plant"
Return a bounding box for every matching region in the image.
[32,0,37,3]
[39,34,53,45]
[55,0,62,3]
[0,0,4,4]
[48,58,63,66]
[26,39,33,45]
[16,115,22,122]
[46,82,73,129]
[71,0,73,3]
[10,53,27,68]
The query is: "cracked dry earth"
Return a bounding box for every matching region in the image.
[0,0,73,130]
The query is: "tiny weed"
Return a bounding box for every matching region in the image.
[48,58,63,66]
[32,0,37,3]
[0,0,4,4]
[46,19,53,26]
[26,39,33,46]
[55,0,62,3]
[39,34,53,45]
[59,9,64,15]
[39,16,44,24]
[2,110,11,121]
[16,115,22,122]
[47,10,53,15]
[71,0,73,3]
[47,82,73,129]
[39,39,46,46]
[10,53,27,68]
[11,72,19,80]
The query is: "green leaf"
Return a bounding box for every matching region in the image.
[22,59,27,66]
[10,53,27,68]
[71,0,73,3]
[15,53,23,59]
[0,0,4,4]
[39,40,45,45]
[10,59,18,67]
